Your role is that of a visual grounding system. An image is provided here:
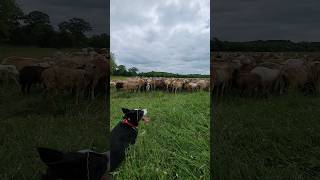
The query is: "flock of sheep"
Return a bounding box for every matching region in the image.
[211,52,320,97]
[3,49,319,100]
[0,48,109,103]
[111,77,210,93]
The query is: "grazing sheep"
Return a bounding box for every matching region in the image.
[0,64,19,86]
[41,67,91,104]
[19,66,48,94]
[2,56,43,71]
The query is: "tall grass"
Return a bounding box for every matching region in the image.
[110,90,210,179]
[212,93,320,180]
[0,84,108,179]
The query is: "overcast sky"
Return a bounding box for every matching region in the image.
[111,0,210,75]
[212,0,320,42]
[17,0,108,35]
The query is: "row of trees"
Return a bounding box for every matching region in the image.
[211,38,320,52]
[110,56,208,78]
[0,0,108,48]
[113,64,208,78]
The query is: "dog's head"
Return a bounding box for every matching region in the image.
[37,147,109,180]
[122,108,148,126]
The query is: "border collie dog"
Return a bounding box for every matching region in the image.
[37,108,148,179]
[37,147,109,180]
[110,108,148,172]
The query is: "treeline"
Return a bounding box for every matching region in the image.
[211,38,320,52]
[138,71,209,78]
[0,0,108,48]
[111,62,208,78]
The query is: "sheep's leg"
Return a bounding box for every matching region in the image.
[21,83,26,94]
[221,83,225,97]
[76,88,80,104]
[27,83,32,94]
[11,75,20,88]
[90,83,95,100]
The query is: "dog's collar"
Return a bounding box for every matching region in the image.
[121,119,138,130]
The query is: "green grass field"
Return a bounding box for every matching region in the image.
[212,93,320,180]
[0,46,108,179]
[110,90,210,179]
[0,85,108,179]
[0,45,74,60]
[2,46,320,179]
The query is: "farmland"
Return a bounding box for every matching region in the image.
[212,93,320,180]
[110,88,210,179]
[0,83,108,179]
[211,51,320,180]
[1,46,210,179]
[0,47,108,179]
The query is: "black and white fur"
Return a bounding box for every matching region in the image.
[37,147,109,180]
[37,108,147,179]
[109,108,147,172]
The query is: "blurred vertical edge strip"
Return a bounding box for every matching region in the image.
[210,0,214,179]
[106,0,111,148]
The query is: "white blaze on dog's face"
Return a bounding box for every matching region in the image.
[142,109,147,116]
[133,108,149,123]
[133,108,147,116]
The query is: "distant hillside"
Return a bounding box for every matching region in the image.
[211,38,320,52]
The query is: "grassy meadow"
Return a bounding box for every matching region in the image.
[0,45,75,60]
[0,83,108,179]
[0,47,108,179]
[110,89,210,179]
[212,93,320,180]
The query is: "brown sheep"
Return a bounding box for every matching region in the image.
[309,61,320,94]
[251,66,281,96]
[41,67,91,104]
[197,79,210,91]
[85,55,108,99]
[185,82,199,92]
[0,64,19,86]
[123,80,140,92]
[171,80,184,93]
[279,60,310,94]
[212,62,234,96]
[2,56,43,71]
[234,72,261,97]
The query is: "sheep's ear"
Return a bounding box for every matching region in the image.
[37,147,64,165]
[122,108,130,114]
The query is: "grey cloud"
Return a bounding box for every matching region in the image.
[212,0,320,42]
[111,0,210,74]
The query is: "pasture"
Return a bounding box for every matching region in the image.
[0,46,108,179]
[0,45,73,60]
[110,88,210,179]
[212,93,320,180]
[211,52,320,179]
[0,83,108,179]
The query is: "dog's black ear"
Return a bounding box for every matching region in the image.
[37,147,64,165]
[122,108,130,114]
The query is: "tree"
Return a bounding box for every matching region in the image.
[110,53,117,75]
[116,65,127,76]
[88,33,109,48]
[128,67,139,76]
[20,11,54,46]
[23,11,50,26]
[58,18,92,47]
[0,0,23,41]
[58,18,92,35]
